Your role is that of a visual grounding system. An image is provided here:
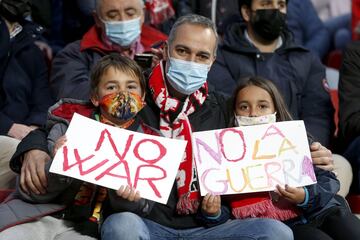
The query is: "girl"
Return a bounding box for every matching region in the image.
[231,76,360,240]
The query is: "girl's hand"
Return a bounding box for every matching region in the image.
[275,184,305,204]
[201,193,221,217]
[53,135,67,157]
[116,185,141,202]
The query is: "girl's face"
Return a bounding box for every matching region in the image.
[235,85,275,117]
[91,66,143,106]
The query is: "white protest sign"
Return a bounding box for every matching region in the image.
[192,121,316,196]
[50,113,187,204]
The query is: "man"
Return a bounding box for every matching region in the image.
[0,0,53,189]
[207,0,352,197]
[339,42,360,193]
[208,0,333,146]
[3,14,294,240]
[100,14,294,239]
[49,0,167,101]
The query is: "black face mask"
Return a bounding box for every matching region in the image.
[250,9,286,42]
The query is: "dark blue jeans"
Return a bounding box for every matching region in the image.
[101,212,294,240]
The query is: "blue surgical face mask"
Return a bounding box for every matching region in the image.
[166,57,210,95]
[102,17,141,47]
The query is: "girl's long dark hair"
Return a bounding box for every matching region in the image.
[232,76,293,123]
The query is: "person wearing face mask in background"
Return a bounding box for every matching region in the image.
[49,0,167,101]
[230,76,360,240]
[207,0,353,198]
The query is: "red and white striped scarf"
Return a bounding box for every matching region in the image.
[148,62,208,214]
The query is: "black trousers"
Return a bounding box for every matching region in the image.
[291,206,360,240]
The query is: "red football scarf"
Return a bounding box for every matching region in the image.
[148,62,208,214]
[229,192,300,221]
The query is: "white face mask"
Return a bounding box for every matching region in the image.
[235,113,277,126]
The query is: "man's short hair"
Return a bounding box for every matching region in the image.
[90,53,145,96]
[238,0,289,9]
[95,0,144,13]
[168,14,218,56]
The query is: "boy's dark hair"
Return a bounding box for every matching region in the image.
[90,53,146,97]
[232,76,293,122]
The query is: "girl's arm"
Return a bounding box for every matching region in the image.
[297,167,339,215]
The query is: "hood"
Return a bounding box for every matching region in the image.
[47,99,95,129]
[222,22,307,55]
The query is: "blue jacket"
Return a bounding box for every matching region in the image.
[0,18,54,135]
[286,0,330,59]
[208,22,335,147]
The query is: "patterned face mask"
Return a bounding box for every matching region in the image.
[235,112,277,126]
[99,91,144,121]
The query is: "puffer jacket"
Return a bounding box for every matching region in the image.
[0,99,161,234]
[208,22,335,147]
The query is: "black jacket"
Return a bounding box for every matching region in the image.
[0,18,54,135]
[339,41,360,148]
[208,22,335,147]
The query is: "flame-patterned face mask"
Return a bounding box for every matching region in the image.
[99,91,145,121]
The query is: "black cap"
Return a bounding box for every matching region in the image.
[0,0,31,22]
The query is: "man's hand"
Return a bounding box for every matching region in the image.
[20,149,51,195]
[201,193,221,217]
[116,185,141,202]
[310,142,334,171]
[275,184,305,204]
[8,123,34,140]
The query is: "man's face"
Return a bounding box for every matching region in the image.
[164,23,216,66]
[95,0,144,24]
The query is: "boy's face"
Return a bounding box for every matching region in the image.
[91,66,143,107]
[235,85,275,117]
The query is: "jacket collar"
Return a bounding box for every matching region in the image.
[222,22,307,55]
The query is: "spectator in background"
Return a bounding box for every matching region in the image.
[175,0,240,35]
[208,0,352,197]
[286,0,330,60]
[49,0,167,101]
[312,0,351,52]
[339,42,360,193]
[0,0,54,189]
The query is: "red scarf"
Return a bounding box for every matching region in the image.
[228,192,301,221]
[148,62,208,214]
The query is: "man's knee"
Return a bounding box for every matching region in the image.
[260,219,294,240]
[101,212,149,240]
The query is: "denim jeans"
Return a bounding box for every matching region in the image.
[101,212,294,240]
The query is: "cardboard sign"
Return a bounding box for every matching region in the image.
[50,113,187,204]
[192,121,316,196]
